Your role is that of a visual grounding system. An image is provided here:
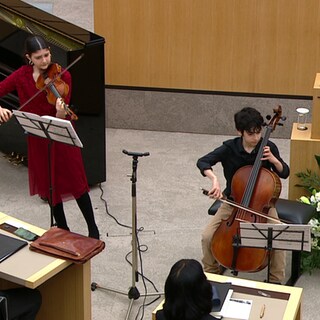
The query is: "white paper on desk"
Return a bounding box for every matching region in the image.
[222,298,252,320]
[211,289,233,317]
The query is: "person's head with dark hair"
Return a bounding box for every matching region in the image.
[234,107,264,134]
[161,259,213,320]
[24,35,50,56]
[24,35,51,66]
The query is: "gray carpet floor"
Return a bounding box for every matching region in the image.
[1,128,319,319]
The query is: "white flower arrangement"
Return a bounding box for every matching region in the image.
[300,190,320,212]
[300,190,320,251]
[299,189,320,272]
[296,155,320,272]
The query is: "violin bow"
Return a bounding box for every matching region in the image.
[201,188,288,224]
[18,53,84,112]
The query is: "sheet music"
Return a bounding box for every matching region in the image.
[13,111,83,148]
[240,222,311,252]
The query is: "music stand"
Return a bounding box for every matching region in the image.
[13,110,83,226]
[239,222,311,283]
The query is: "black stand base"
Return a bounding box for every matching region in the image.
[91,282,162,320]
[128,286,140,300]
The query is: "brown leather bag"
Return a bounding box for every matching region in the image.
[29,227,105,264]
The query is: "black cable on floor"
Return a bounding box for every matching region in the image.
[98,183,131,229]
[98,182,162,319]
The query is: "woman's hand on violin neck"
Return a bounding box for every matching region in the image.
[55,98,66,118]
[0,106,12,123]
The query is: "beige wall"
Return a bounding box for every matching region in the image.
[95,0,320,96]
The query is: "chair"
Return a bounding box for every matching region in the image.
[208,198,315,285]
[0,296,8,320]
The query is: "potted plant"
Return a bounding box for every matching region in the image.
[296,155,320,273]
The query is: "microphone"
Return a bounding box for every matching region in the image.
[122,149,150,157]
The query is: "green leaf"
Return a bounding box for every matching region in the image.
[315,155,320,169]
[301,249,320,274]
[295,166,320,193]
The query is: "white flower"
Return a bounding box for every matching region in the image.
[307,217,320,250]
[300,191,320,250]
[315,192,320,202]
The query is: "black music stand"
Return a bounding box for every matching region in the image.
[91,150,163,320]
[13,110,83,226]
[239,222,311,283]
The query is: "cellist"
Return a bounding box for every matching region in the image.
[197,107,289,284]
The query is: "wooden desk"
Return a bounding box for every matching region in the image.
[0,212,92,320]
[152,273,302,320]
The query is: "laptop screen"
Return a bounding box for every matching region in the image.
[0,234,27,263]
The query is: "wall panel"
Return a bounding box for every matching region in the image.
[95,0,320,96]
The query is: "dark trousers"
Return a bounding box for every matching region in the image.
[0,288,41,320]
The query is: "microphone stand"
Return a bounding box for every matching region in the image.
[91,150,163,320]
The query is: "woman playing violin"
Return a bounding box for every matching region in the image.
[197,107,289,284]
[0,35,100,239]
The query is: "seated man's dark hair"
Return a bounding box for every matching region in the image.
[234,107,264,133]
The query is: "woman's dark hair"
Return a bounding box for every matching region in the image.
[162,259,213,320]
[234,107,264,133]
[24,35,50,56]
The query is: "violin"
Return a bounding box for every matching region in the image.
[36,63,78,121]
[18,54,83,114]
[211,106,285,273]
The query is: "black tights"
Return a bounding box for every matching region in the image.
[52,192,100,239]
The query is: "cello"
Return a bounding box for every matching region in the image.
[211,106,285,273]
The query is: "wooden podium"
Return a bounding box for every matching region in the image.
[289,73,320,201]
[0,212,92,320]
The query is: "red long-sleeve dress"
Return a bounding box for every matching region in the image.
[0,65,89,205]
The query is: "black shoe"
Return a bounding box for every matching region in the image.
[89,228,100,240]
[218,266,226,275]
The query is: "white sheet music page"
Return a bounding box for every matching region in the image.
[240,222,311,252]
[13,111,83,148]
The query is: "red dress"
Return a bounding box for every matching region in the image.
[0,65,89,205]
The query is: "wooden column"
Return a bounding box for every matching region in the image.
[311,73,320,139]
[289,123,320,200]
[289,73,320,200]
